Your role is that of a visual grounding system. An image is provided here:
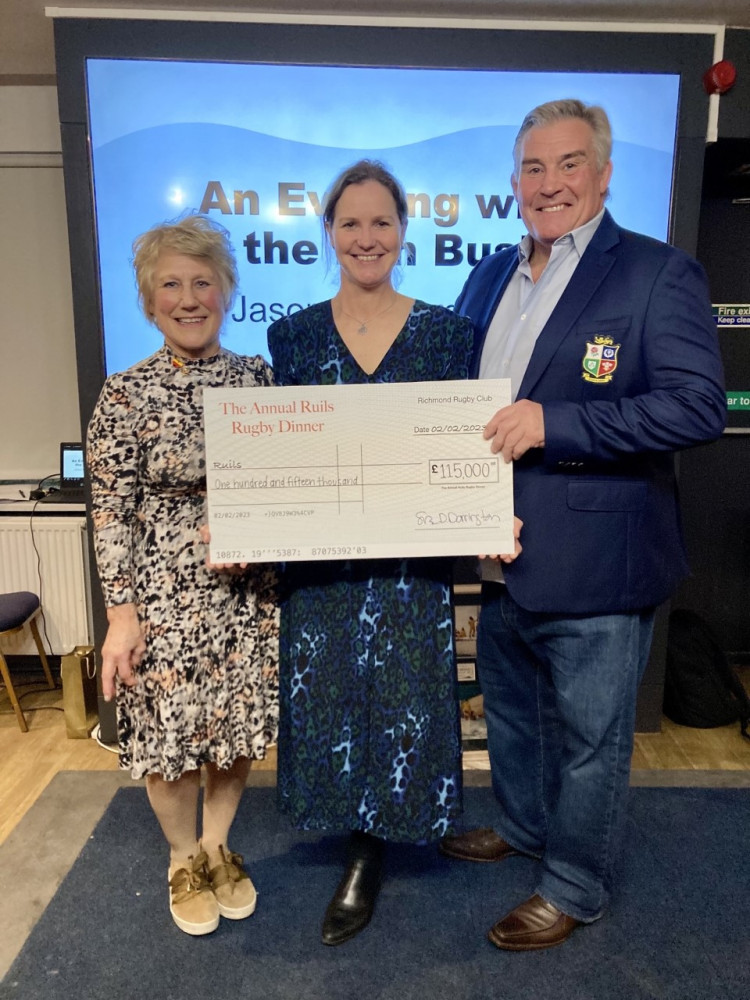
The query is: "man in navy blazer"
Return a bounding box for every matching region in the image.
[440,99,726,950]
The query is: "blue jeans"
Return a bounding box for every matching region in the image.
[477,583,655,922]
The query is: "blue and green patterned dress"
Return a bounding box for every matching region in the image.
[267,300,474,844]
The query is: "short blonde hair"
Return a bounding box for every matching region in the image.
[132,213,239,320]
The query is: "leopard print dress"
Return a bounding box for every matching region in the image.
[87,346,279,780]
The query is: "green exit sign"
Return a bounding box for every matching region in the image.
[714,304,750,327]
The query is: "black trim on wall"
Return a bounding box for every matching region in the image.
[50,16,718,667]
[52,17,715,425]
[716,28,750,139]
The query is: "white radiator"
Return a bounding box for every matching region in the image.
[0,516,93,655]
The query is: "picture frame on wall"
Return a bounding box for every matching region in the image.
[454,586,487,750]
[457,659,477,683]
[460,693,487,750]
[454,598,479,660]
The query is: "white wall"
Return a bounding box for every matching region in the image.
[0,86,81,482]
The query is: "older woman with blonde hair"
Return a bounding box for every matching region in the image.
[87,213,279,936]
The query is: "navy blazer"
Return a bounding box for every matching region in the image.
[456,211,727,614]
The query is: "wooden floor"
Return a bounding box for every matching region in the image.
[1,668,749,846]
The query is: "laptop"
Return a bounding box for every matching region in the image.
[37,442,86,504]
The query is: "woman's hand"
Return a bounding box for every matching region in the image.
[479,516,523,564]
[199,523,250,572]
[101,603,146,702]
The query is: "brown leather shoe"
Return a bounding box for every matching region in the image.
[439,827,520,862]
[488,894,581,951]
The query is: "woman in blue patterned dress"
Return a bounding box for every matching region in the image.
[267,161,474,946]
[87,215,279,937]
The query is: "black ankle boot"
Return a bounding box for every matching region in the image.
[321,831,384,946]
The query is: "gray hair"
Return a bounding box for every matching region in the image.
[132,212,238,320]
[512,99,613,176]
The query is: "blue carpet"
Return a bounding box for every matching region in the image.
[2,786,748,1000]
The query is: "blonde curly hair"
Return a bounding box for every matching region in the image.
[132,213,239,321]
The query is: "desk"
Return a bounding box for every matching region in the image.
[0,502,93,654]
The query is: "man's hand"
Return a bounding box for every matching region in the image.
[484,400,545,462]
[479,516,523,564]
[101,603,145,701]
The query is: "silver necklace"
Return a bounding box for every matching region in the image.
[338,295,397,335]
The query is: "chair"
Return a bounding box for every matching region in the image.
[0,592,56,732]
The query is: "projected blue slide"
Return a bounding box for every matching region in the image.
[86,61,679,374]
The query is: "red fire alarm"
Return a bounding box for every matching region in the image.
[703,60,737,95]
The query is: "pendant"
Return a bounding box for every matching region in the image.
[357,323,368,335]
